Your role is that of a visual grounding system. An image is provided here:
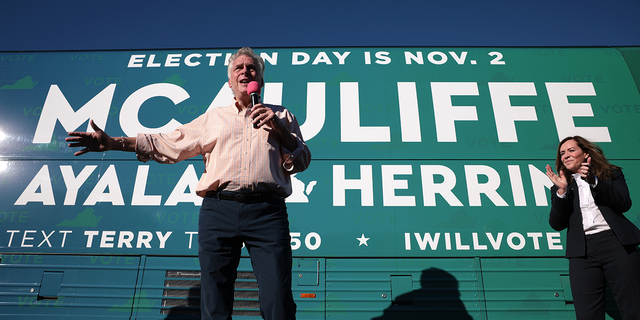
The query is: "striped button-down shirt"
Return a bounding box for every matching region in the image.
[135,100,311,197]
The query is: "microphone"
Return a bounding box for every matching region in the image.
[247,81,261,128]
[248,81,261,107]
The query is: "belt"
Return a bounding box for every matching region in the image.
[585,229,614,240]
[205,191,283,204]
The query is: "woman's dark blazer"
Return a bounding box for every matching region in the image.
[549,169,640,258]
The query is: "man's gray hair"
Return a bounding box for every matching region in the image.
[227,47,265,79]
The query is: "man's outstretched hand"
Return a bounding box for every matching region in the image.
[66,120,117,156]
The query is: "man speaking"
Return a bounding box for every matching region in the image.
[66,47,311,320]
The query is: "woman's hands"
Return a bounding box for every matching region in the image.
[579,156,595,184]
[546,164,568,195]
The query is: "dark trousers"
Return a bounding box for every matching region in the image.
[198,196,297,320]
[569,230,640,320]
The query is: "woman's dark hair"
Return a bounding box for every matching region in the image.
[555,136,619,183]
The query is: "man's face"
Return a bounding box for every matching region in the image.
[228,55,262,99]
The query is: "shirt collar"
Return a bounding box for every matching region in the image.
[573,173,589,187]
[231,97,248,114]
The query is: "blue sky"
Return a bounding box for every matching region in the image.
[1,0,639,51]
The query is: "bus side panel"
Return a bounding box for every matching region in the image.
[481,257,623,320]
[0,254,140,319]
[325,258,483,320]
[134,256,325,320]
[481,257,573,319]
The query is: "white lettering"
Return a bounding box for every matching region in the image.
[127,54,145,67]
[332,51,350,65]
[405,231,561,251]
[449,51,468,65]
[206,53,222,66]
[508,165,526,206]
[340,82,390,142]
[21,230,36,247]
[420,165,463,206]
[397,82,421,142]
[292,52,310,65]
[487,233,503,250]
[164,164,202,206]
[404,51,423,64]
[100,230,117,248]
[185,231,198,249]
[206,83,235,111]
[472,233,488,250]
[146,54,161,67]
[185,53,201,67]
[156,231,173,249]
[404,233,411,250]
[6,230,20,247]
[83,165,125,206]
[547,82,610,142]
[85,230,100,247]
[507,232,526,250]
[312,52,332,65]
[455,233,470,250]
[120,83,188,136]
[165,54,182,67]
[488,82,538,142]
[260,52,278,66]
[33,84,115,143]
[427,51,447,65]
[445,233,452,250]
[333,165,374,206]
[547,232,563,250]
[118,231,135,248]
[136,231,153,248]
[527,232,543,250]
[432,82,479,142]
[414,233,440,250]
[298,83,325,141]
[465,165,508,206]
[61,165,97,205]
[382,165,415,206]
[37,230,55,247]
[132,165,162,206]
[15,165,55,205]
[375,51,391,65]
[530,164,554,206]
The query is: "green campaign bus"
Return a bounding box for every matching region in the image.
[1,46,640,319]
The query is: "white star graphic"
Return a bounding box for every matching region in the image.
[357,234,370,246]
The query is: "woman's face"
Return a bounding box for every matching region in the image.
[559,139,589,173]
